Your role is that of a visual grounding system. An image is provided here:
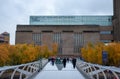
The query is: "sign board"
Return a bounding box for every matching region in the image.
[102,51,108,65]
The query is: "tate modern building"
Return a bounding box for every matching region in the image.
[16,0,120,56]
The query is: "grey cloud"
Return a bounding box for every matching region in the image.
[54,0,113,15]
[0,0,113,44]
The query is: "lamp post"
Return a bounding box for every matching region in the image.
[38,57,42,72]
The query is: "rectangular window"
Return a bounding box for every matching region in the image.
[53,32,62,54]
[74,33,83,53]
[32,33,42,45]
[100,31,111,34]
[101,40,111,43]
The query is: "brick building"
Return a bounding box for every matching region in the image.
[0,32,10,44]
[16,0,119,56]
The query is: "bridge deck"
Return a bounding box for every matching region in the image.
[34,62,85,79]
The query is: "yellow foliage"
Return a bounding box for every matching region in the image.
[105,43,120,66]
[0,44,10,66]
[52,43,58,56]
[81,42,120,66]
[0,43,58,66]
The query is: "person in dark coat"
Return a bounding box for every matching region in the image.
[62,58,67,68]
[51,57,55,66]
[67,58,69,62]
[72,58,76,68]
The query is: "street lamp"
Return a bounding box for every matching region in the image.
[38,57,42,72]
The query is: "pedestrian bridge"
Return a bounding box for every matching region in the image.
[33,62,85,79]
[0,59,120,79]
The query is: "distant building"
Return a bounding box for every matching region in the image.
[113,0,120,41]
[16,16,113,56]
[16,0,119,56]
[0,34,4,43]
[0,32,10,44]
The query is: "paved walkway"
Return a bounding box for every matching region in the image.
[34,62,85,79]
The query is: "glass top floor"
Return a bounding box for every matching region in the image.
[30,16,112,26]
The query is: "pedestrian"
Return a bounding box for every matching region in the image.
[62,58,67,68]
[67,58,69,62]
[72,58,76,68]
[51,57,55,66]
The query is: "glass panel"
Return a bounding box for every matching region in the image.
[30,16,112,26]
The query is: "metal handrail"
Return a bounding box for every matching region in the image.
[0,59,48,79]
[76,60,120,79]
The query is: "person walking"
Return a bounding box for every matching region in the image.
[51,57,55,66]
[67,58,69,62]
[62,58,67,68]
[72,58,76,68]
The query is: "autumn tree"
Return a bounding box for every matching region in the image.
[0,43,58,67]
[52,43,58,56]
[81,42,120,66]
[0,44,10,66]
[81,42,104,65]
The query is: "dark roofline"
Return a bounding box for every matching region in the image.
[17,24,100,26]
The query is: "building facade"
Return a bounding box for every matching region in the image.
[113,0,120,41]
[16,0,120,56]
[16,16,113,56]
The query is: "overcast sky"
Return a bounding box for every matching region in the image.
[0,0,113,45]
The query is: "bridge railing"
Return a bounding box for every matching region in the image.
[76,60,120,79]
[0,59,48,79]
